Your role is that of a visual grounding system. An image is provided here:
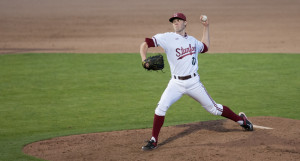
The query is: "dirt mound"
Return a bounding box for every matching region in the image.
[23,117,300,161]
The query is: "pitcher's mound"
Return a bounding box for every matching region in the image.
[23,117,300,161]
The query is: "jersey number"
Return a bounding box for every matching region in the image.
[192,57,196,65]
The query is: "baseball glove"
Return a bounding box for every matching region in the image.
[142,54,164,71]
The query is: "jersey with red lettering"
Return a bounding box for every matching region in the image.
[151,32,206,76]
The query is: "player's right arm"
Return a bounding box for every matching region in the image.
[200,16,210,49]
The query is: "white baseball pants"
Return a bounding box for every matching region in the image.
[155,74,224,116]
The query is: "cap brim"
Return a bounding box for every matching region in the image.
[169,17,185,22]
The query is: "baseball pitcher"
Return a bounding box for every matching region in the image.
[140,13,253,151]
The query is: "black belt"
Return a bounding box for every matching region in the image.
[174,73,196,80]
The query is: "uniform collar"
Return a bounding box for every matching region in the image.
[175,32,188,38]
[184,32,188,38]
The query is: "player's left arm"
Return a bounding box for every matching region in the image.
[140,37,157,61]
[200,15,210,50]
[140,42,148,61]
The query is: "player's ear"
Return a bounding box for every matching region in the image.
[184,21,187,27]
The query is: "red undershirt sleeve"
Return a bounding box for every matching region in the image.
[145,38,155,48]
[201,43,208,53]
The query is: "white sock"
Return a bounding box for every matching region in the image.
[151,136,156,142]
[237,120,244,125]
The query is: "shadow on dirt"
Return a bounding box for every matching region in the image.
[159,119,241,147]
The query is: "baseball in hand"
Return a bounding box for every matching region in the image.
[201,15,208,22]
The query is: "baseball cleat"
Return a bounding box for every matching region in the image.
[142,140,157,151]
[239,112,254,131]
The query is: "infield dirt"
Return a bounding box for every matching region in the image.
[23,117,300,161]
[1,0,300,54]
[1,0,299,160]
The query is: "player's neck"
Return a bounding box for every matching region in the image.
[175,31,186,37]
[175,30,186,37]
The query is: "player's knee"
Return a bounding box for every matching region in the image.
[155,104,168,116]
[204,104,223,116]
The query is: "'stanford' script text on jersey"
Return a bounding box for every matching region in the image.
[146,32,207,76]
[176,44,196,60]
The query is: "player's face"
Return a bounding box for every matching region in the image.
[172,19,187,33]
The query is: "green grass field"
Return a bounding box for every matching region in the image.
[0,53,299,161]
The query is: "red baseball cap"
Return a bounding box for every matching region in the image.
[169,13,186,22]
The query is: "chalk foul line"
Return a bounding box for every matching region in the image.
[253,124,273,129]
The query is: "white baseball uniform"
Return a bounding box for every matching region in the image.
[149,32,224,116]
[142,14,252,151]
